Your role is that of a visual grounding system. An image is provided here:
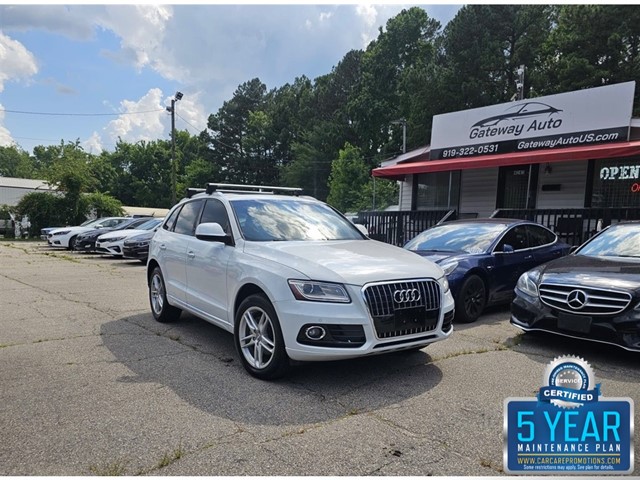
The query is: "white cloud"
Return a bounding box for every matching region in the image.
[0,31,38,93]
[104,88,166,144]
[82,132,103,154]
[101,88,208,147]
[355,4,379,48]
[0,105,13,147]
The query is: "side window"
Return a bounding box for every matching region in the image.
[173,201,204,236]
[497,225,529,251]
[527,225,556,247]
[163,206,182,231]
[199,199,231,234]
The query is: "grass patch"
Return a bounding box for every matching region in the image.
[156,443,185,470]
[88,459,128,476]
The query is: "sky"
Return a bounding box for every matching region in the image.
[0,3,462,155]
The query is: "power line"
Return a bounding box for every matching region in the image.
[0,108,165,117]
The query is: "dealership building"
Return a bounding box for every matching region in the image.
[371,81,640,246]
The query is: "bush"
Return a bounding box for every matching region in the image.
[15,192,68,236]
[0,204,15,238]
[81,192,124,218]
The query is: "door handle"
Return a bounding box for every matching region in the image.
[187,251,195,259]
[524,255,533,260]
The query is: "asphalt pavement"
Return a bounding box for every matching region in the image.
[0,241,638,476]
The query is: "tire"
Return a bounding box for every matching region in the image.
[67,235,77,251]
[149,267,181,323]
[455,274,487,323]
[234,294,289,380]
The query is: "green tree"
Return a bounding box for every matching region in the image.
[327,143,370,213]
[440,5,552,109]
[348,7,441,157]
[540,5,640,113]
[0,145,35,178]
[42,141,97,225]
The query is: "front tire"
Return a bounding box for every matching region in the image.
[149,267,181,323]
[234,294,289,380]
[68,235,77,251]
[455,274,487,323]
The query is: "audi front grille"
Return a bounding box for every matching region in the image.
[539,282,632,315]
[362,280,441,339]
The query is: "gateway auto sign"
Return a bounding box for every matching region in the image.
[430,81,635,160]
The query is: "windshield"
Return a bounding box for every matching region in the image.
[404,222,509,254]
[138,218,163,230]
[230,198,364,241]
[576,223,640,258]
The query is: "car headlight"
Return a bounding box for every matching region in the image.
[288,280,351,303]
[516,270,540,297]
[439,260,459,276]
[53,230,71,236]
[437,275,450,294]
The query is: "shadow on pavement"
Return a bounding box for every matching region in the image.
[100,312,444,426]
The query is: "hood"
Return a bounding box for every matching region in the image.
[412,250,468,264]
[125,231,154,243]
[539,254,640,291]
[243,239,444,286]
[49,226,94,235]
[98,228,151,240]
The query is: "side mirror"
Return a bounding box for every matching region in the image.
[195,222,233,246]
[502,244,514,253]
[94,224,104,229]
[355,224,369,236]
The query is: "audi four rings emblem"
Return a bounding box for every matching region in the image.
[393,288,421,303]
[567,289,588,310]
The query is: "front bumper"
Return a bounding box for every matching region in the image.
[96,241,124,256]
[75,239,97,252]
[275,288,455,362]
[511,288,640,351]
[122,244,149,260]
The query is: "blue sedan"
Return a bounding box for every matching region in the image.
[404,219,571,323]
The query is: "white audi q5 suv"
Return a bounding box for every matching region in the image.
[147,183,455,379]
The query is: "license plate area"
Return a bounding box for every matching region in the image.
[374,307,438,336]
[557,312,592,333]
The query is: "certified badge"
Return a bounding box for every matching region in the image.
[504,355,634,474]
[539,355,599,408]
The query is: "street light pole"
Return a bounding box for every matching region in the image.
[167,91,183,205]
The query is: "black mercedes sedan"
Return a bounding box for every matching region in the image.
[511,222,640,351]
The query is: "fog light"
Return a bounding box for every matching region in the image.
[305,326,326,340]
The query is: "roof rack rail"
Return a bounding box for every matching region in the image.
[205,183,303,196]
[186,187,206,198]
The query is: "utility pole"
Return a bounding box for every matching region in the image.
[390,118,407,210]
[166,91,183,205]
[516,65,525,101]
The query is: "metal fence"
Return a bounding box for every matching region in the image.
[491,207,640,246]
[356,209,455,247]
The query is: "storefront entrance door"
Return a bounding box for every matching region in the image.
[497,165,538,209]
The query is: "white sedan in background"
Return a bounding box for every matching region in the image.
[47,217,130,250]
[96,218,163,256]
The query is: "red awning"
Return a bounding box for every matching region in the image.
[372,141,640,179]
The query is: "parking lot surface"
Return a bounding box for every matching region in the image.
[0,241,638,476]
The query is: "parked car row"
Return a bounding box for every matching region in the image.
[44,216,162,263]
[39,186,640,378]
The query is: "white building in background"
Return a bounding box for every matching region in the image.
[0,177,57,206]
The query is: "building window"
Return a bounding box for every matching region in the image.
[591,157,640,207]
[414,171,460,210]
